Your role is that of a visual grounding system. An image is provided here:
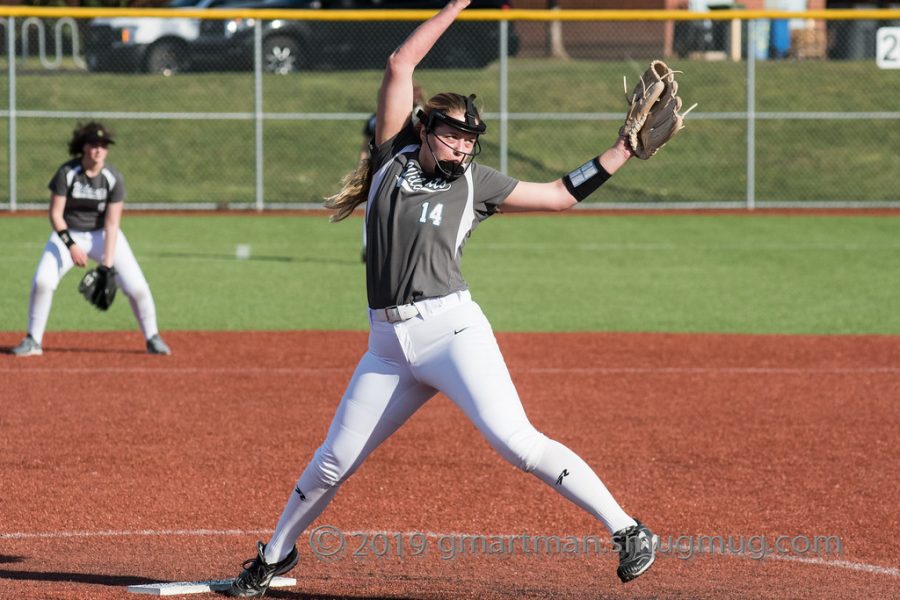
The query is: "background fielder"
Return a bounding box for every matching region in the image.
[10,122,171,357]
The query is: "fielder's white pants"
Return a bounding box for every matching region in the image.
[265,291,636,563]
[25,229,161,344]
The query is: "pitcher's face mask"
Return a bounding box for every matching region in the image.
[418,95,486,181]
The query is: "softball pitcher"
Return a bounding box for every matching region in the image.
[228,1,656,595]
[10,122,171,357]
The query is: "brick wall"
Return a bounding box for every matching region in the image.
[509,1,827,60]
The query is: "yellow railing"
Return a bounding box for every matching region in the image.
[0,7,898,22]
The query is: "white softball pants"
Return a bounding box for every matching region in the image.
[265,291,635,563]
[25,229,161,343]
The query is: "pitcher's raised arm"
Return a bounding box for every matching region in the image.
[376,0,471,145]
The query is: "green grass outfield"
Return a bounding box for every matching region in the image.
[1,212,898,335]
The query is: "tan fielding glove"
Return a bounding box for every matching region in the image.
[622,60,696,160]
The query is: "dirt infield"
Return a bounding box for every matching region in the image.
[1,330,898,599]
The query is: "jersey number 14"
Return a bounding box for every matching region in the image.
[419,202,444,227]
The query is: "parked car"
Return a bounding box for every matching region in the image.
[89,0,518,74]
[195,0,517,73]
[85,0,252,74]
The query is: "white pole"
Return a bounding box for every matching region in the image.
[254,19,264,212]
[8,17,17,212]
[746,18,756,211]
[499,19,509,175]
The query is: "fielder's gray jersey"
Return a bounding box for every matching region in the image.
[49,159,126,231]
[366,129,518,309]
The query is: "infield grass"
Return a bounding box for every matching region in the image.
[1,212,898,335]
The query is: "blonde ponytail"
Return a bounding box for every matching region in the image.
[324,157,373,222]
[325,102,433,222]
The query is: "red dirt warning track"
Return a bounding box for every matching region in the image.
[1,330,898,599]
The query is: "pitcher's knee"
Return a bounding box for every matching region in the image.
[498,428,549,473]
[310,445,359,488]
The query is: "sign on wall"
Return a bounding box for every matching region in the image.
[876,27,900,69]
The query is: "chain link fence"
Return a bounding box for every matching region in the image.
[1,6,899,210]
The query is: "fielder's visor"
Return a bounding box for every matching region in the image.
[418,95,487,135]
[84,127,115,145]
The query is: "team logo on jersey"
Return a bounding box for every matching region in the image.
[396,162,451,194]
[71,181,109,201]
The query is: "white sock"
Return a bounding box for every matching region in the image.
[264,468,340,564]
[530,438,636,534]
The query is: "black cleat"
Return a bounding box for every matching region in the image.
[228,541,298,598]
[613,519,659,583]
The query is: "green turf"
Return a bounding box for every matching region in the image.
[1,213,898,335]
[1,59,898,204]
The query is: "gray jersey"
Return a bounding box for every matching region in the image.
[366,128,518,309]
[49,159,126,231]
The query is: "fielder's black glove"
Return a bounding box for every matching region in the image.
[79,265,118,311]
